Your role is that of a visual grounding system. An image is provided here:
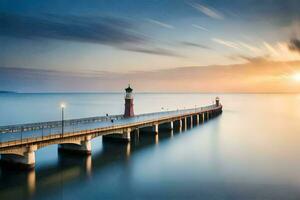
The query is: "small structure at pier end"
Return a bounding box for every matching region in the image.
[124,85,134,118]
[216,97,220,107]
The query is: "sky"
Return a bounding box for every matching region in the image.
[1,0,300,92]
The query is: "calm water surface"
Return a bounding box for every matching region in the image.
[0,93,300,200]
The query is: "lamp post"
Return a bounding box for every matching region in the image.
[60,103,66,138]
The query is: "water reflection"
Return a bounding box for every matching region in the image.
[27,170,36,197]
[126,143,131,158]
[0,126,184,200]
[85,155,92,178]
[155,134,159,145]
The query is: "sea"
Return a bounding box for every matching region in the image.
[0,93,300,200]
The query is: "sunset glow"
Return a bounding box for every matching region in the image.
[292,73,300,82]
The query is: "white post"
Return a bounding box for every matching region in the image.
[179,119,182,132]
[170,121,174,130]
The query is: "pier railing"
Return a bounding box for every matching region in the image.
[0,114,124,134]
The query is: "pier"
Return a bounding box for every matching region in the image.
[0,87,222,169]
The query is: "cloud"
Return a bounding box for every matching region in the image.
[289,38,300,53]
[180,41,211,49]
[146,18,174,29]
[121,46,183,57]
[212,38,240,50]
[260,41,300,61]
[189,2,224,20]
[237,42,262,55]
[192,24,209,31]
[212,38,300,62]
[0,13,145,46]
[237,55,270,63]
[0,13,185,57]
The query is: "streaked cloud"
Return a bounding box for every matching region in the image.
[236,55,269,63]
[189,2,224,20]
[192,24,209,31]
[121,46,183,57]
[0,13,187,57]
[263,42,279,57]
[212,38,240,50]
[0,13,145,47]
[259,41,299,61]
[180,41,210,49]
[213,38,300,62]
[146,18,174,29]
[237,42,262,55]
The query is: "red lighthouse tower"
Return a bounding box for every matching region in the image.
[124,85,134,118]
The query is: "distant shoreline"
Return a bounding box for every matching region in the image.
[0,91,300,95]
[0,91,17,94]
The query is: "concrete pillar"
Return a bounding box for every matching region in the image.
[184,117,187,130]
[59,136,92,155]
[190,116,193,128]
[196,115,200,125]
[170,121,174,130]
[1,145,37,169]
[123,128,131,141]
[179,119,182,132]
[153,124,158,134]
[202,113,205,123]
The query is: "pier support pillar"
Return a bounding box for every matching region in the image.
[153,124,158,134]
[169,121,174,130]
[58,136,92,155]
[178,119,182,132]
[184,117,187,130]
[123,128,131,141]
[1,145,37,169]
[190,116,193,128]
[103,128,131,143]
[202,113,205,123]
[196,115,200,125]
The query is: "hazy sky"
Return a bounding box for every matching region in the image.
[1,0,300,92]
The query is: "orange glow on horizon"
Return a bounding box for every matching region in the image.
[292,73,300,82]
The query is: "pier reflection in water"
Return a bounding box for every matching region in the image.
[0,125,182,200]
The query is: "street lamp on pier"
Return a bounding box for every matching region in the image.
[60,103,66,138]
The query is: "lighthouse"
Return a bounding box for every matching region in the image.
[124,85,134,118]
[215,97,220,107]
